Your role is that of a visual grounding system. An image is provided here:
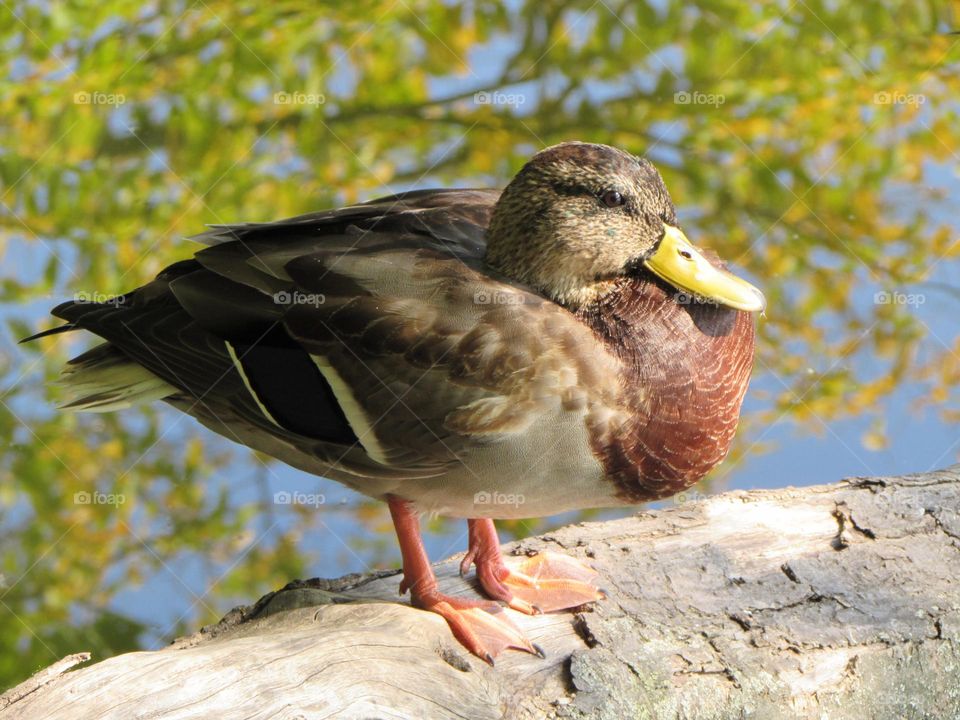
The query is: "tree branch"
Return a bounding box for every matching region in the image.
[6,467,960,719]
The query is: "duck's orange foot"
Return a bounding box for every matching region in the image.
[414,592,543,664]
[485,551,606,613]
[461,519,606,614]
[388,496,543,663]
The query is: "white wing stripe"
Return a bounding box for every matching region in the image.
[309,355,390,465]
[225,341,283,428]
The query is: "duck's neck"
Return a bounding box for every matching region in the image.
[577,276,756,501]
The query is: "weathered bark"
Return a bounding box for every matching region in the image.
[4,467,960,720]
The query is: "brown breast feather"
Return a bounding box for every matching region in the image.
[578,275,756,502]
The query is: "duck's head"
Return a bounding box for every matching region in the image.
[485,141,765,312]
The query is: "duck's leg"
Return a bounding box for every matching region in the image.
[387,496,542,663]
[460,518,605,614]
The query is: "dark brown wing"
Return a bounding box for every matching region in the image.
[44,188,618,481]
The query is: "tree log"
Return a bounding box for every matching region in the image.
[4,468,960,720]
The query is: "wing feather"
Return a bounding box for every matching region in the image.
[41,188,622,485]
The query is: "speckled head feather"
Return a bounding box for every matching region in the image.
[485,141,679,307]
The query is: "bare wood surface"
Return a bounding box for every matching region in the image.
[4,467,960,720]
[0,653,91,712]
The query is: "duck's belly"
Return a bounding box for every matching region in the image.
[174,398,624,519]
[360,409,623,519]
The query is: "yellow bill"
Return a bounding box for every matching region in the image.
[644,225,766,312]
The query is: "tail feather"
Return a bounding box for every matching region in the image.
[19,324,76,343]
[58,343,178,412]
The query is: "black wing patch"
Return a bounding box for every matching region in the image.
[50,283,358,448]
[227,326,357,444]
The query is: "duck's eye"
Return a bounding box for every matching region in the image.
[600,190,624,208]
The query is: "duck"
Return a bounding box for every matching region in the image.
[26,141,764,664]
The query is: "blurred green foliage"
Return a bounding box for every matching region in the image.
[1,0,959,690]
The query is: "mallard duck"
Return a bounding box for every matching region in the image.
[27,142,763,663]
